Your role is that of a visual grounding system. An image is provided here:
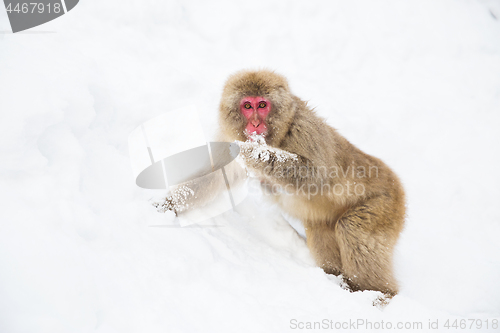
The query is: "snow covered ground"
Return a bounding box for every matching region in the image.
[1,0,500,332]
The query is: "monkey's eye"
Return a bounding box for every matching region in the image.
[258,102,267,108]
[244,103,252,109]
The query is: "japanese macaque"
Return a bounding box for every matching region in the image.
[158,70,405,296]
[218,70,406,296]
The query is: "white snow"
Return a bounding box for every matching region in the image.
[1,0,499,332]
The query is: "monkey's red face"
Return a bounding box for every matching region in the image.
[240,96,271,137]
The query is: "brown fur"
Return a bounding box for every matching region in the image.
[219,69,406,295]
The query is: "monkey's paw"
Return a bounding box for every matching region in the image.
[237,138,298,167]
[152,197,178,216]
[152,185,194,216]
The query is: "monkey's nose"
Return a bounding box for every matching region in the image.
[251,119,261,127]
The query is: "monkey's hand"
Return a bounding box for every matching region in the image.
[152,185,195,216]
[152,197,178,216]
[237,139,298,177]
[236,139,327,191]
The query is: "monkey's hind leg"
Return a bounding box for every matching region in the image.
[335,196,402,296]
[305,223,342,276]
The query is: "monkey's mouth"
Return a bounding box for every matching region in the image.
[245,129,266,139]
[245,121,267,137]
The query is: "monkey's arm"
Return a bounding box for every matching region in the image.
[237,140,325,188]
[153,175,220,215]
[153,160,247,215]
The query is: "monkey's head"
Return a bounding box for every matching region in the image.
[219,70,296,146]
